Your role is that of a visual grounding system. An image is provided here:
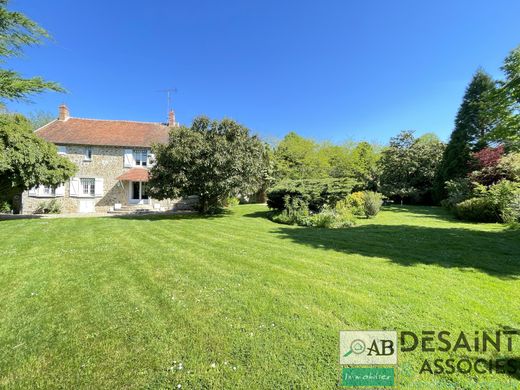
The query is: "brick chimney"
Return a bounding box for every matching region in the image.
[168,109,178,127]
[58,104,70,121]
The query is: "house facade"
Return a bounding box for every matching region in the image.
[21,105,194,214]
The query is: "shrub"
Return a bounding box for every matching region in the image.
[440,178,473,210]
[35,199,62,214]
[0,200,11,213]
[224,197,240,207]
[270,196,309,225]
[344,191,365,215]
[267,179,356,212]
[486,180,520,223]
[454,197,498,222]
[363,191,383,218]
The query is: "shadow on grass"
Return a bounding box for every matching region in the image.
[273,223,520,279]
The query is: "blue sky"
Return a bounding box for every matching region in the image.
[7,0,520,143]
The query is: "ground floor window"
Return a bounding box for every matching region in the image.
[81,178,95,196]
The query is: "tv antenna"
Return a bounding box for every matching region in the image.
[157,88,177,114]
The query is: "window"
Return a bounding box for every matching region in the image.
[57,145,67,155]
[80,178,95,196]
[133,149,148,166]
[42,186,55,196]
[84,147,92,161]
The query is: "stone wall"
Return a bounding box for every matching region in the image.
[21,145,190,214]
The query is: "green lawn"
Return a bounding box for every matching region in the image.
[0,205,519,389]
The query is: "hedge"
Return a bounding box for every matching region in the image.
[267,179,357,212]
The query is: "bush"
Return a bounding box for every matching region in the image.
[224,197,240,207]
[270,196,309,225]
[0,200,11,213]
[344,191,365,216]
[363,191,383,218]
[454,197,498,222]
[267,179,356,212]
[440,178,472,210]
[35,199,62,214]
[486,180,520,223]
[269,196,355,228]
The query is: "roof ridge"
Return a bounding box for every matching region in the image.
[68,116,166,126]
[34,118,59,132]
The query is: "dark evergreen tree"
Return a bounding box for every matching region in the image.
[433,70,496,201]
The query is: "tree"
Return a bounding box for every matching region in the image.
[433,70,496,201]
[148,116,267,213]
[0,0,62,106]
[273,132,329,180]
[379,131,444,204]
[27,110,55,130]
[0,113,76,199]
[486,46,520,147]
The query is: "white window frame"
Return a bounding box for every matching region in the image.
[80,178,95,197]
[28,184,64,198]
[42,185,55,196]
[84,147,92,161]
[57,145,67,155]
[133,149,148,167]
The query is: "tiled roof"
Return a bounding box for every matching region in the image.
[36,117,169,148]
[116,168,149,182]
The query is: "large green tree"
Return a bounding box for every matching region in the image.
[0,0,62,105]
[0,113,76,197]
[433,70,496,201]
[148,116,267,213]
[379,131,444,204]
[486,46,520,147]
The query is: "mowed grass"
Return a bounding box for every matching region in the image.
[0,205,519,389]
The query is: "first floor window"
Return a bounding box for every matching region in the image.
[133,149,148,166]
[84,147,92,161]
[80,178,95,196]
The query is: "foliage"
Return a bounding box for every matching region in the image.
[0,0,63,106]
[454,197,498,223]
[485,46,520,147]
[271,134,381,190]
[224,197,240,207]
[379,130,444,204]
[27,110,55,131]
[434,70,497,200]
[34,199,61,214]
[498,152,520,181]
[269,195,309,225]
[343,191,365,215]
[266,178,356,212]
[0,199,11,213]
[468,145,507,185]
[453,180,520,223]
[362,191,383,218]
[484,180,520,223]
[440,178,473,210]
[148,116,267,213]
[0,113,77,195]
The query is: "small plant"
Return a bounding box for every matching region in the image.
[224,197,240,207]
[0,200,11,213]
[270,195,309,225]
[363,191,383,218]
[35,199,62,214]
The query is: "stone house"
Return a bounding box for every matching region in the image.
[21,105,192,214]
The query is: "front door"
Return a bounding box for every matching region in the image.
[130,181,149,204]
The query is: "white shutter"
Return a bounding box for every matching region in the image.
[69,178,80,197]
[124,149,134,167]
[94,178,104,197]
[28,186,38,196]
[55,183,65,197]
[148,152,156,166]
